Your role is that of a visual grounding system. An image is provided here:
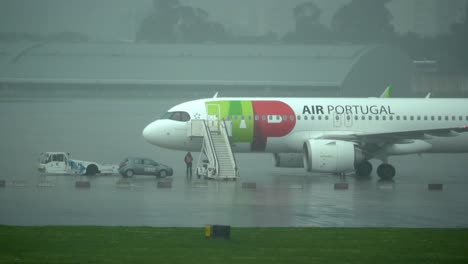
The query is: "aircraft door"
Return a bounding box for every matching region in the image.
[206,104,221,131]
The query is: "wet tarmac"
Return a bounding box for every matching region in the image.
[1,97,468,227]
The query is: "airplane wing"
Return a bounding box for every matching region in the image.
[319,126,468,143]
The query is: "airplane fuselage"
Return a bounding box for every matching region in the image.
[143,97,468,154]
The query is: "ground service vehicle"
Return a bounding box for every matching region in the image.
[38,152,118,176]
[119,157,173,178]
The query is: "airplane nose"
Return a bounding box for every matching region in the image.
[142,121,160,145]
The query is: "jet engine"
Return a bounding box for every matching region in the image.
[303,139,365,173]
[272,153,304,168]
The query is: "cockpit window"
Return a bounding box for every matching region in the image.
[161,111,191,122]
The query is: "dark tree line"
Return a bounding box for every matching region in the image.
[283,0,394,44]
[1,0,464,73]
[136,0,227,43]
[138,0,396,45]
[136,0,468,73]
[393,4,468,73]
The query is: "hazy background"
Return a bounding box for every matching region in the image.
[1,1,468,227]
[1,0,466,41]
[1,0,467,97]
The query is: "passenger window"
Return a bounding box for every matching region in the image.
[362,116,365,120]
[325,116,329,120]
[335,115,340,121]
[376,116,379,121]
[346,116,350,121]
[355,116,359,121]
[424,116,428,121]
[254,115,259,121]
[403,116,407,121]
[304,115,308,120]
[290,115,295,121]
[311,116,314,120]
[262,115,266,121]
[445,116,448,121]
[438,116,441,121]
[396,116,399,121]
[417,116,421,121]
[431,116,435,121]
[318,116,322,120]
[369,116,372,120]
[297,115,301,121]
[452,116,456,121]
[382,116,386,121]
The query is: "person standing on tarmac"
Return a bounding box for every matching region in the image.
[184,152,193,177]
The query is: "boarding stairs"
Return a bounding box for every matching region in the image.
[191,119,239,180]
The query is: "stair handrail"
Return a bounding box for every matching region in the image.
[221,120,239,177]
[202,119,220,178]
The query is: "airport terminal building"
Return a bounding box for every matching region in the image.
[0,42,413,98]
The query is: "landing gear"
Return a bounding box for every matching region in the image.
[377,163,396,180]
[355,161,373,178]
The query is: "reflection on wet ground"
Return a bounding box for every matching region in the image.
[1,97,468,227]
[1,169,468,227]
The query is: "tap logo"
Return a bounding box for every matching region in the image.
[206,100,296,151]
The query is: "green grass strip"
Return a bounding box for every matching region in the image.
[0,226,467,264]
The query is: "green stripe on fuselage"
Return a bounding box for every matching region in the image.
[206,101,254,143]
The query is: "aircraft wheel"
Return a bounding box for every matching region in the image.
[377,164,396,180]
[355,160,373,178]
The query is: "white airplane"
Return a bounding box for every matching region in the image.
[142,97,468,180]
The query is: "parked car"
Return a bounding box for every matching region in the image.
[119,157,173,178]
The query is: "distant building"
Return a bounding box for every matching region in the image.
[0,42,413,98]
[412,60,468,97]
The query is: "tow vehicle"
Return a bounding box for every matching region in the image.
[38,152,118,176]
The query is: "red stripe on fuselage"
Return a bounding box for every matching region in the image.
[251,101,296,151]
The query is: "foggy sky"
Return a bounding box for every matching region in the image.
[0,0,464,41]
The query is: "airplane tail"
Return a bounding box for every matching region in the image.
[380,85,393,98]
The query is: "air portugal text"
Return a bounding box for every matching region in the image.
[302,105,395,115]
